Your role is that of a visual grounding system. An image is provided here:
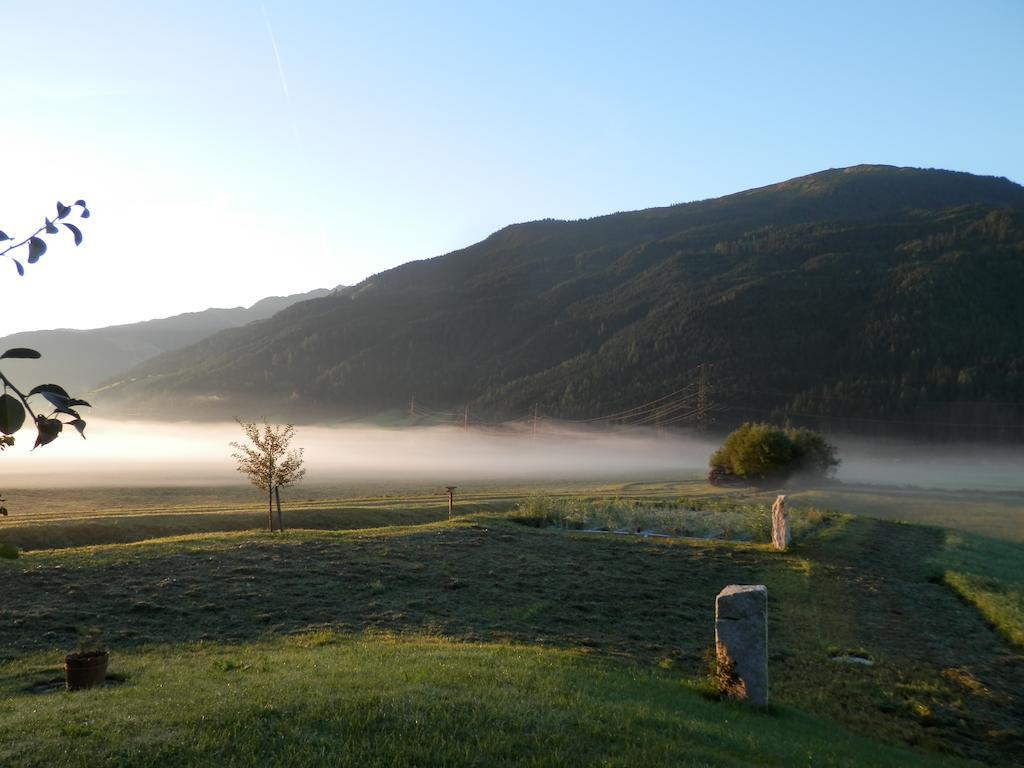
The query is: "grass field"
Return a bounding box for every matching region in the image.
[509,493,833,542]
[938,530,1024,648]
[1,480,1023,766]
[0,635,973,768]
[779,483,1024,543]
[5,476,1024,545]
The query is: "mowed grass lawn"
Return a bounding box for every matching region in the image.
[683,479,1024,661]
[3,504,1023,766]
[0,483,621,551]
[780,483,1024,543]
[0,635,972,768]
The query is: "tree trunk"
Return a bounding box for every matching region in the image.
[268,456,276,532]
[275,485,284,532]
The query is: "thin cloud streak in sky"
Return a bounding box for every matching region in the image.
[261,3,301,145]
[3,3,1022,335]
[262,4,290,100]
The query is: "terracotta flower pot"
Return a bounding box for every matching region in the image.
[64,650,108,691]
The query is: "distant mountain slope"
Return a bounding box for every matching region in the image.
[100,166,1024,438]
[0,289,331,396]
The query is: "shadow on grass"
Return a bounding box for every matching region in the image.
[0,520,767,668]
[767,516,1024,766]
[2,515,1021,765]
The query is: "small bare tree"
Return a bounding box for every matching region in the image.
[231,420,306,532]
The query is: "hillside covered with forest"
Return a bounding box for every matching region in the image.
[0,289,330,396]
[98,165,1024,439]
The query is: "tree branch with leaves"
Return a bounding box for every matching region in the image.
[1,199,92,558]
[1,199,89,276]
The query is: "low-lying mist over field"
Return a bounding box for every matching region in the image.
[0,420,719,487]
[3,419,1024,492]
[829,437,1024,492]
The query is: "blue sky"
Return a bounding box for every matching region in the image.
[2,0,1022,333]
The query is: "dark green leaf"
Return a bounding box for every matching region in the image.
[63,223,83,246]
[1,347,42,359]
[0,393,26,435]
[45,218,58,234]
[33,416,63,449]
[68,398,92,408]
[28,383,69,397]
[27,237,46,263]
[39,392,70,411]
[28,385,73,413]
[70,418,87,438]
[57,201,71,219]
[0,542,19,559]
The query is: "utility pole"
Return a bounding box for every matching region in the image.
[697,364,710,431]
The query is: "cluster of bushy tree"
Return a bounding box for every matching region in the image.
[708,422,839,486]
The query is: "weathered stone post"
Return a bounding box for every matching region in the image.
[715,584,768,707]
[771,494,790,551]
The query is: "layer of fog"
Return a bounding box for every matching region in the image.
[825,436,1024,493]
[2,419,1023,493]
[0,419,718,488]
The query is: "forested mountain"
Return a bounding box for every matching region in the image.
[99,165,1024,438]
[0,289,330,396]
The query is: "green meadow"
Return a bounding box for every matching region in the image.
[1,480,1022,766]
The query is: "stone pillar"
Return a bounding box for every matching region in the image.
[771,494,790,551]
[715,584,768,707]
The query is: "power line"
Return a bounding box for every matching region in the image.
[405,364,714,430]
[697,363,710,430]
[400,362,1024,433]
[564,380,699,423]
[722,404,1024,430]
